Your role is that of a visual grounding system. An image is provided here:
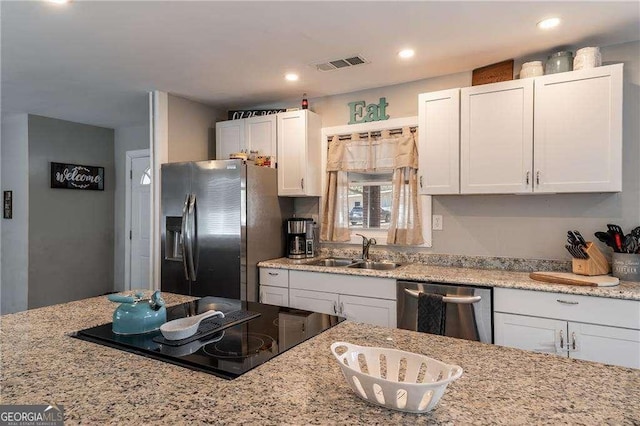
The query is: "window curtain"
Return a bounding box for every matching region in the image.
[387,128,424,245]
[320,127,423,245]
[320,136,350,241]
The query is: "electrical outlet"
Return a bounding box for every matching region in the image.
[432,215,443,231]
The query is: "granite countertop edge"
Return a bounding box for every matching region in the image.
[258,257,640,301]
[1,294,639,424]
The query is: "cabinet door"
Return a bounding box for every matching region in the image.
[277,110,307,196]
[215,120,245,160]
[568,322,640,369]
[494,312,567,356]
[245,115,277,159]
[418,89,460,195]
[259,285,289,307]
[277,110,322,196]
[460,79,534,194]
[533,64,623,193]
[339,295,396,328]
[289,288,339,316]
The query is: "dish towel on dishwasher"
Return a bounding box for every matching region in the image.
[417,292,446,336]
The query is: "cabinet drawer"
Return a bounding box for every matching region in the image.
[259,268,288,288]
[289,271,395,300]
[494,288,640,330]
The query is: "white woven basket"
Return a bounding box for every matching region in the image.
[330,342,463,413]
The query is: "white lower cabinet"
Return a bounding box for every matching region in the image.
[289,288,339,315]
[495,313,565,355]
[289,289,396,328]
[494,288,640,369]
[267,269,397,328]
[260,285,289,307]
[259,268,289,307]
[339,294,396,328]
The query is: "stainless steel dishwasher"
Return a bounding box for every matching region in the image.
[397,281,493,343]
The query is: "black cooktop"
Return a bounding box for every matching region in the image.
[73,297,343,380]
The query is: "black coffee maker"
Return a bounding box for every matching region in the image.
[286,218,310,259]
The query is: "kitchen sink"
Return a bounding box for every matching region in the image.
[347,261,402,270]
[307,258,359,267]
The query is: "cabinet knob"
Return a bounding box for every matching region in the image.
[526,171,530,185]
[536,171,540,185]
[340,302,344,314]
[301,178,304,190]
[559,330,564,349]
[333,301,337,314]
[268,272,278,276]
[571,332,577,350]
[260,292,264,303]
[419,175,423,188]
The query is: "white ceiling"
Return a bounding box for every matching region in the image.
[2,1,639,129]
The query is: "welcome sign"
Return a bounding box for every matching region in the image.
[51,162,104,191]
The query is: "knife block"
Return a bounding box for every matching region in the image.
[572,242,610,276]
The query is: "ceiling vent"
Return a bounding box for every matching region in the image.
[313,55,369,72]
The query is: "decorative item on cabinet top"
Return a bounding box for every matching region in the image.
[227,109,286,120]
[574,46,601,70]
[472,59,514,86]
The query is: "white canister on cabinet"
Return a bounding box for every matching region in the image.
[520,61,544,78]
[574,47,602,70]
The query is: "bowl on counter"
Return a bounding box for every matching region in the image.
[330,342,463,413]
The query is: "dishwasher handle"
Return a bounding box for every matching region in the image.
[403,288,481,304]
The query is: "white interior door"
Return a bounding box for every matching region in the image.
[130,155,151,289]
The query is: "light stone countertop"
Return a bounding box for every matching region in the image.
[1,294,639,425]
[258,257,640,301]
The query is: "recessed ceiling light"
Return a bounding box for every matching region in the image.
[285,73,299,82]
[537,17,561,30]
[398,49,415,59]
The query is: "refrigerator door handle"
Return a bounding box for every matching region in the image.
[180,194,191,281]
[187,193,198,280]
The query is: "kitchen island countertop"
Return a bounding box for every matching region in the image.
[259,257,640,301]
[1,294,639,424]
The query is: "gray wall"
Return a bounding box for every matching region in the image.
[1,114,29,314]
[27,115,115,308]
[248,40,640,261]
[167,95,222,162]
[113,123,149,291]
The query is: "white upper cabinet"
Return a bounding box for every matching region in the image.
[215,119,244,160]
[460,79,534,194]
[215,115,277,161]
[455,64,623,195]
[418,89,461,195]
[533,64,623,193]
[245,114,277,160]
[277,110,322,196]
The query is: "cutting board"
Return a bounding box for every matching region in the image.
[529,272,619,287]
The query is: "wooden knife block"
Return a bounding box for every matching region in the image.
[572,242,610,276]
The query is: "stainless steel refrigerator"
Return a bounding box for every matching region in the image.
[161,160,292,301]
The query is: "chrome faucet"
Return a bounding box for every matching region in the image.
[355,234,377,260]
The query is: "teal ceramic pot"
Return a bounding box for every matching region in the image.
[108,291,166,335]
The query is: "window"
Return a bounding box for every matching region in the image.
[140,167,151,185]
[321,118,432,247]
[348,172,393,230]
